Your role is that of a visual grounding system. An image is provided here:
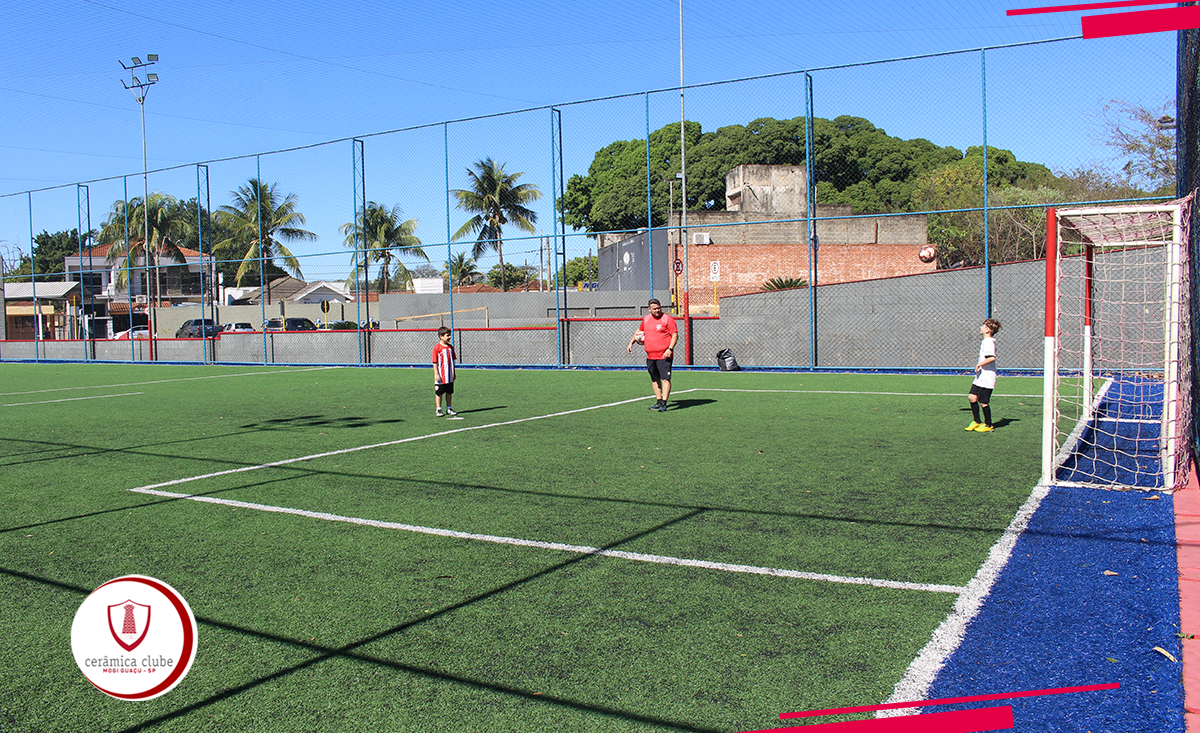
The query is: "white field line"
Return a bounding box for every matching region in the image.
[876,481,1052,717]
[125,385,965,593]
[3,392,144,407]
[129,486,965,594]
[128,393,661,493]
[700,388,1044,398]
[0,366,340,397]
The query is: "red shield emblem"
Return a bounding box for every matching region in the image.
[108,600,152,651]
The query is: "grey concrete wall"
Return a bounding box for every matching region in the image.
[1,252,1171,372]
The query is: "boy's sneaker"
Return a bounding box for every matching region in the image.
[965,421,981,431]
[649,400,663,410]
[435,409,444,417]
[974,424,995,432]
[445,407,457,416]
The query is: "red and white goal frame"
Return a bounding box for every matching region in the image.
[1041,195,1194,491]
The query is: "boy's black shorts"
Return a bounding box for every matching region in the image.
[969,384,993,403]
[434,383,454,396]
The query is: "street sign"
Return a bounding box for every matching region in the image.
[320,300,331,313]
[673,259,683,275]
[710,261,720,282]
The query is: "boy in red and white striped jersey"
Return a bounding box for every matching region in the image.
[433,326,458,417]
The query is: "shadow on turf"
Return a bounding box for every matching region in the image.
[662,398,715,411]
[1,510,728,733]
[240,414,404,430]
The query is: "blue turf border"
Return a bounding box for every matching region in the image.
[924,486,1184,732]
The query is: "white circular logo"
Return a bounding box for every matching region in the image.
[71,575,197,700]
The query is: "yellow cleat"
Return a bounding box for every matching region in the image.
[974,424,995,432]
[965,421,982,431]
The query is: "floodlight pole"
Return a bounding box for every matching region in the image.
[121,55,158,358]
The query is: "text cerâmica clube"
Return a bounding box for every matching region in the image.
[83,655,175,673]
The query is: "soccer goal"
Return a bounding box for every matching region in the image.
[1042,195,1194,491]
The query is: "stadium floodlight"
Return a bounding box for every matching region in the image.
[119,53,160,357]
[1042,195,1194,491]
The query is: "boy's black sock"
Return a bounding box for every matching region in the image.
[982,405,992,426]
[971,401,981,423]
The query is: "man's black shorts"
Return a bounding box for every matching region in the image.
[646,358,672,382]
[434,383,454,396]
[969,384,993,403]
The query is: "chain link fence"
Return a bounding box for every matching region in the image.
[0,35,1183,374]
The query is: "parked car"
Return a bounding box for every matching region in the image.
[221,322,255,333]
[264,317,318,332]
[175,318,220,338]
[112,325,150,340]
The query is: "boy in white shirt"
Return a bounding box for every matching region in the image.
[966,318,1002,433]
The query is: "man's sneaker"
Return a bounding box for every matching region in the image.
[445,407,457,416]
[965,421,981,431]
[649,400,663,411]
[435,409,444,417]
[974,424,995,432]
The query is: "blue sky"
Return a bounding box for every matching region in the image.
[0,0,1180,283]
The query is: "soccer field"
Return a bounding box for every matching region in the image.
[0,363,1048,732]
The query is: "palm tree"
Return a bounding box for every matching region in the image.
[340,202,427,295]
[212,179,316,303]
[97,192,194,297]
[442,251,483,288]
[451,158,541,291]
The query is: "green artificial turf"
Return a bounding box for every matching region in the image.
[0,363,1043,732]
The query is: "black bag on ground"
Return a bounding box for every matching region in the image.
[716,349,741,371]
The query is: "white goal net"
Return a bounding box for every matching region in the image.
[1042,195,1194,491]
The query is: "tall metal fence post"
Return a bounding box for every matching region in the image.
[444,123,455,342]
[805,73,818,368]
[552,107,567,366]
[77,183,92,358]
[352,138,367,364]
[27,192,40,361]
[197,164,213,364]
[982,49,993,318]
[256,155,269,364]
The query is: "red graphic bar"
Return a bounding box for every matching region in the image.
[1008,0,1176,16]
[743,706,1013,733]
[780,682,1118,719]
[1082,5,1200,37]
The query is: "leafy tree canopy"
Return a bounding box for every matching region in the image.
[560,115,967,235]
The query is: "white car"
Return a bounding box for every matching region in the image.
[221,322,255,333]
[112,326,150,340]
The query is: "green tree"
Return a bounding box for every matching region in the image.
[212,179,316,303]
[559,116,965,236]
[443,252,482,287]
[554,254,598,287]
[340,202,427,295]
[911,146,1056,268]
[24,229,94,281]
[1099,98,1176,193]
[485,262,530,290]
[451,158,542,292]
[97,192,194,297]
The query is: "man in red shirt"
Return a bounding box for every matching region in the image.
[627,298,679,411]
